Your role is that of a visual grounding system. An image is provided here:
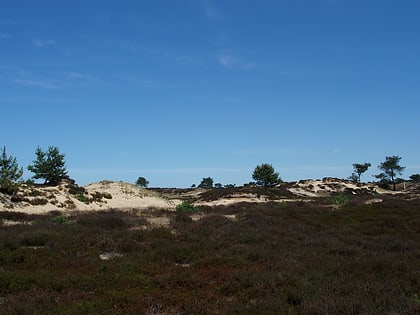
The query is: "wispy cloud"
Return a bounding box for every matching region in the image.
[64,72,96,80]
[0,19,18,25]
[0,33,10,39]
[117,75,155,89]
[33,39,56,47]
[12,79,60,89]
[204,0,220,20]
[216,50,256,70]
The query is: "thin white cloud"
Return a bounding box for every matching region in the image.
[64,72,96,80]
[216,50,256,70]
[119,75,155,88]
[0,19,18,25]
[204,0,220,20]
[33,39,56,47]
[12,79,60,89]
[0,33,10,39]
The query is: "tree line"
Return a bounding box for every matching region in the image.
[183,157,416,191]
[0,146,68,194]
[1,146,419,195]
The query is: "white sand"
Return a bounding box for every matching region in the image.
[0,181,179,214]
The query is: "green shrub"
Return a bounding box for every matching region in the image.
[51,216,69,224]
[329,193,348,207]
[77,193,89,204]
[176,200,197,212]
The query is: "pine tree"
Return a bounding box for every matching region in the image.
[198,177,214,189]
[352,162,371,183]
[135,176,149,188]
[252,163,282,188]
[376,156,405,191]
[27,146,68,185]
[0,146,23,194]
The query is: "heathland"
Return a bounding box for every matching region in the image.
[0,178,419,314]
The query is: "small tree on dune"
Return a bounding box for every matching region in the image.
[198,177,214,189]
[0,146,23,194]
[375,155,405,191]
[27,146,68,185]
[135,176,149,188]
[352,162,371,184]
[252,163,282,188]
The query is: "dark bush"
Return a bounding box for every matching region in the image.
[28,198,48,206]
[77,212,126,230]
[68,184,86,195]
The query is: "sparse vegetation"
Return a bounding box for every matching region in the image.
[76,193,89,203]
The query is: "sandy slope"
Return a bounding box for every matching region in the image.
[287,178,381,197]
[84,181,179,210]
[0,181,179,214]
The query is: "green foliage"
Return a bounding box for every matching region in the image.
[376,155,405,191]
[27,146,68,185]
[77,193,89,204]
[25,179,35,186]
[198,177,214,189]
[329,193,349,207]
[51,216,69,224]
[347,173,359,183]
[176,200,197,212]
[409,174,420,183]
[252,163,281,188]
[0,146,23,195]
[135,176,149,188]
[352,162,371,183]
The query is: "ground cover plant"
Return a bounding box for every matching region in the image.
[0,198,419,314]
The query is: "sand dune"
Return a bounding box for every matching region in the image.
[0,178,415,214]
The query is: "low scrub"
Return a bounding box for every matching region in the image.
[0,200,418,314]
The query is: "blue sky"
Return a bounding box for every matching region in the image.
[1,0,419,187]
